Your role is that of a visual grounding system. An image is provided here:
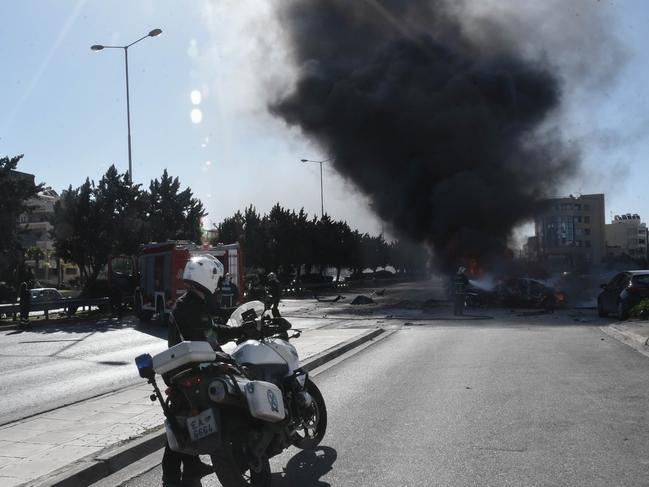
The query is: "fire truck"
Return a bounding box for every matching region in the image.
[111,241,244,323]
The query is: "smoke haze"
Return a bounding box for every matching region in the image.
[269,0,617,270]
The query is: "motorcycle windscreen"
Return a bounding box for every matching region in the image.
[226,300,265,327]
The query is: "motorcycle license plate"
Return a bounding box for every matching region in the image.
[187,409,217,442]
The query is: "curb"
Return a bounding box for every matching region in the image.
[28,327,386,487]
[600,323,649,359]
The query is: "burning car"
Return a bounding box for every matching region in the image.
[496,277,566,309]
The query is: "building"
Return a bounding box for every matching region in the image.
[534,193,606,270]
[17,186,80,285]
[605,214,647,260]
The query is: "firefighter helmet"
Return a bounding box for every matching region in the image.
[183,255,224,295]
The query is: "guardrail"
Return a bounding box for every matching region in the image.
[0,297,110,321]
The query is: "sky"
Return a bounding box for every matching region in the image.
[1,0,648,241]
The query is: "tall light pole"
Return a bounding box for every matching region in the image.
[300,158,330,218]
[91,28,162,183]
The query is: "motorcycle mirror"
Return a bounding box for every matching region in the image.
[135,353,155,380]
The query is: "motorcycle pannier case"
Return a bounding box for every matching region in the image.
[243,380,286,422]
[153,341,216,375]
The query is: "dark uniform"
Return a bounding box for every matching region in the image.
[162,289,242,486]
[268,277,281,318]
[19,283,30,328]
[453,272,469,316]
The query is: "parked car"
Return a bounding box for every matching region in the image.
[28,288,65,302]
[597,270,649,319]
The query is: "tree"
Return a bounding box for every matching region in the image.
[51,166,145,286]
[215,211,245,244]
[25,246,45,272]
[51,179,98,284]
[146,170,205,244]
[0,155,41,285]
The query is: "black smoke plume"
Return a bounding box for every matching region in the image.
[270,0,579,270]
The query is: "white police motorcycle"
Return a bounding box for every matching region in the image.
[135,301,327,487]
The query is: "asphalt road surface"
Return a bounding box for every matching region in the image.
[0,317,168,425]
[113,317,649,487]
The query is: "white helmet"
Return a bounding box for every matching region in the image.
[182,255,224,294]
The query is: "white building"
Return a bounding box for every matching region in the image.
[605,214,648,260]
[18,188,80,285]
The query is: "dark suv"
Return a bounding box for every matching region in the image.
[597,271,649,319]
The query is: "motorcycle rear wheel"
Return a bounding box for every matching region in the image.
[211,434,271,487]
[291,378,327,449]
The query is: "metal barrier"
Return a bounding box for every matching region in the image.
[0,297,110,321]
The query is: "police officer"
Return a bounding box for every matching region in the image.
[453,266,469,316]
[162,255,245,487]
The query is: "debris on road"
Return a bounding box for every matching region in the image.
[315,295,346,303]
[351,295,375,305]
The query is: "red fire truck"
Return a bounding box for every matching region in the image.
[128,241,244,322]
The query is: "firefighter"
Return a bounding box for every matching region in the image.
[219,272,235,307]
[162,255,245,487]
[453,266,469,316]
[267,272,282,318]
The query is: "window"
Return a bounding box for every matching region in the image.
[639,239,646,245]
[584,216,590,223]
[584,228,591,235]
[634,275,649,286]
[584,204,590,211]
[574,204,582,210]
[574,216,582,223]
[585,240,591,248]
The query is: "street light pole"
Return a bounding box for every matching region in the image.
[300,158,330,218]
[124,47,132,181]
[91,28,162,183]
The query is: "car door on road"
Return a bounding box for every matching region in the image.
[602,272,629,312]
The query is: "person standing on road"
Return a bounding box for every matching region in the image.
[453,266,469,316]
[267,272,282,317]
[19,282,31,329]
[162,255,246,487]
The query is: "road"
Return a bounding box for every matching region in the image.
[0,316,168,425]
[0,292,359,426]
[114,317,649,487]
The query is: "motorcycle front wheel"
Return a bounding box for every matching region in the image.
[211,433,271,487]
[291,378,327,449]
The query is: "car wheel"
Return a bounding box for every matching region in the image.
[597,299,608,318]
[618,301,629,321]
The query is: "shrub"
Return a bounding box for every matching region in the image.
[630,298,649,320]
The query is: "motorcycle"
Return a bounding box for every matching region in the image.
[134,300,327,487]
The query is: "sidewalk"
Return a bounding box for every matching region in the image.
[0,327,383,487]
[601,321,649,358]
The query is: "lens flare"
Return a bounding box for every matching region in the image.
[191,90,202,105]
[190,108,202,124]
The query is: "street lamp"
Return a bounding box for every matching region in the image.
[91,28,162,183]
[300,158,330,218]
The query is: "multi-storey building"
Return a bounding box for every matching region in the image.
[534,194,606,270]
[605,214,647,260]
[16,179,80,285]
